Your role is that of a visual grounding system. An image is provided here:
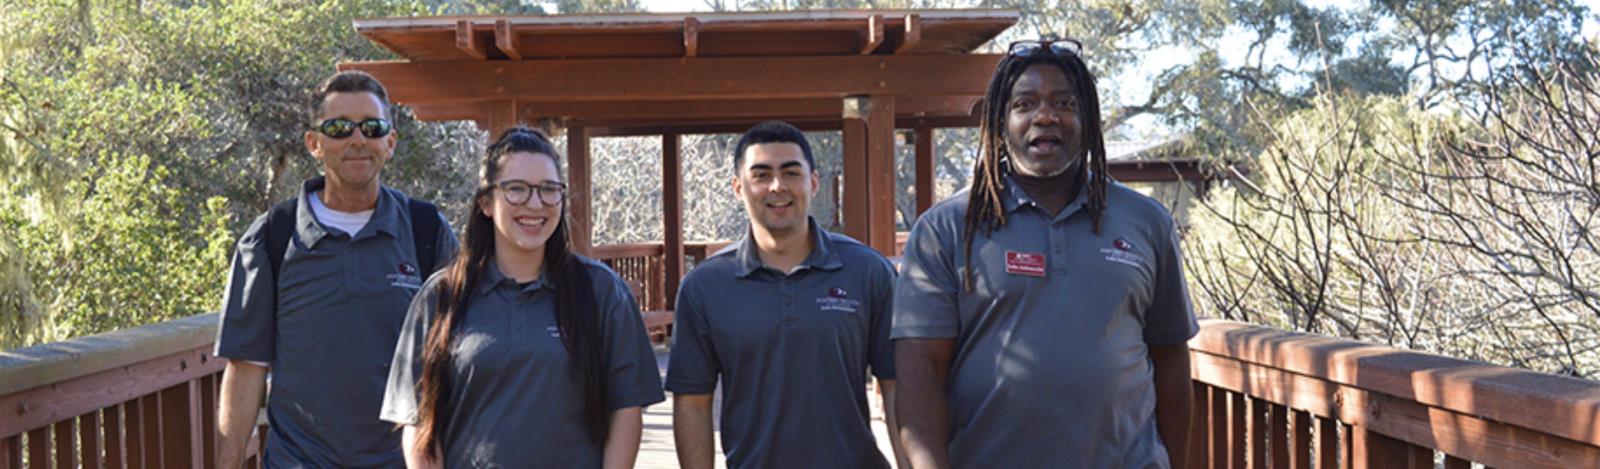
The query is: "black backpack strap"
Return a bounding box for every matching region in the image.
[263,198,299,282]
[408,198,441,275]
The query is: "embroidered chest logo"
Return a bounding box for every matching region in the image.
[1100,238,1146,268]
[387,261,423,290]
[1004,251,1047,277]
[816,286,861,313]
[546,326,562,338]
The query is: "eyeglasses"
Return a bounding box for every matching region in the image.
[496,180,567,207]
[315,118,393,139]
[1007,34,1083,58]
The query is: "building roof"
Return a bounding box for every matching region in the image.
[354,10,1018,62]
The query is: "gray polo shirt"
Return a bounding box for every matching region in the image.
[892,177,1199,469]
[666,218,896,469]
[215,177,459,469]
[380,257,666,468]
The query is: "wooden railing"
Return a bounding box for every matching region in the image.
[16,297,1593,469]
[1187,319,1600,468]
[0,313,261,469]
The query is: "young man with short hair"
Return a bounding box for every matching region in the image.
[668,120,904,469]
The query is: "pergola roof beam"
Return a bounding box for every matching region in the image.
[340,54,1003,103]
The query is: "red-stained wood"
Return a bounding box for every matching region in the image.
[864,95,897,255]
[52,420,74,469]
[79,411,100,469]
[140,394,160,469]
[201,375,218,469]
[663,133,684,311]
[1270,403,1290,469]
[492,96,980,125]
[590,243,666,260]
[155,382,202,469]
[351,11,1016,61]
[568,126,593,255]
[861,15,885,54]
[1442,455,1470,469]
[682,17,699,58]
[1190,349,1600,468]
[487,100,518,138]
[1318,416,1339,469]
[1292,409,1312,469]
[0,346,222,439]
[913,126,934,216]
[104,403,123,469]
[1,435,18,469]
[494,20,522,60]
[1187,382,1208,469]
[455,20,486,60]
[340,55,1004,104]
[842,114,869,248]
[25,429,48,469]
[1189,320,1600,449]
[124,397,143,469]
[1210,387,1226,469]
[1229,392,1245,469]
[897,14,922,54]
[1341,423,1354,469]
[1250,396,1268,467]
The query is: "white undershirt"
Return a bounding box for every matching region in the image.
[308,190,374,236]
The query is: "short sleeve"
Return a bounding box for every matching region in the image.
[866,256,897,379]
[664,275,719,394]
[1142,214,1200,345]
[598,271,666,411]
[891,213,962,340]
[214,215,277,362]
[380,277,439,425]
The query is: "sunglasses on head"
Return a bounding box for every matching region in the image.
[1007,34,1084,58]
[315,118,393,139]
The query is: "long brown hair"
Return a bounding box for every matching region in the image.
[412,127,607,459]
[963,45,1109,290]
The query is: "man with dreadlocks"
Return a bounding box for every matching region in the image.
[891,36,1198,469]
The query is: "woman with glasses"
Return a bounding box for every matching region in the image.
[381,127,664,469]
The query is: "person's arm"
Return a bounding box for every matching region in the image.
[672,393,717,469]
[216,360,267,469]
[1151,342,1194,469]
[895,338,956,469]
[602,406,644,469]
[400,425,443,469]
[879,378,910,468]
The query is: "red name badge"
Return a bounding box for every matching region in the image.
[1005,251,1046,277]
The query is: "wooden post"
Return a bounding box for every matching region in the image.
[865,96,896,254]
[842,111,869,245]
[568,126,593,255]
[843,95,898,255]
[487,100,519,138]
[914,125,935,216]
[663,133,684,310]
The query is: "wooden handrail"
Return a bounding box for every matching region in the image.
[0,313,254,469]
[590,242,666,260]
[1189,319,1600,468]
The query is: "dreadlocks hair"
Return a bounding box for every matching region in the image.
[962,44,1109,291]
[412,127,607,460]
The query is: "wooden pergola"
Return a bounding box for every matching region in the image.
[340,10,1017,307]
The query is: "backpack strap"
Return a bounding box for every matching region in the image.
[263,198,299,282]
[264,196,442,283]
[408,198,441,275]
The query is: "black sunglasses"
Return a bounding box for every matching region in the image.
[1007,34,1084,58]
[315,118,393,139]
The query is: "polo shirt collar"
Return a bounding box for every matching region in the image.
[474,259,556,297]
[733,216,844,278]
[294,176,405,248]
[1002,170,1089,223]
